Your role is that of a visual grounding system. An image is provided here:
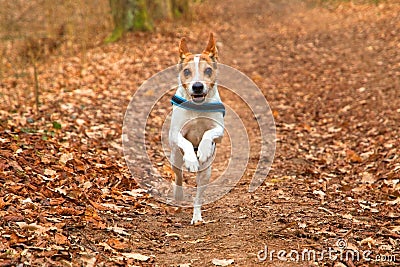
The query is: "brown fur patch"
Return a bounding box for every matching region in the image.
[177,34,219,95]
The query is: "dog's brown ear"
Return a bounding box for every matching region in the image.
[203,33,218,60]
[179,37,190,61]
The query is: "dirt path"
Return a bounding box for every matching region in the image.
[140,1,400,266]
[1,1,399,266]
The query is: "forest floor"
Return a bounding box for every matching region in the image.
[1,0,399,266]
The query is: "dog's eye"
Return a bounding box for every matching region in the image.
[204,67,213,76]
[183,68,191,77]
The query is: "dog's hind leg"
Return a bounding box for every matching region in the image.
[191,164,211,224]
[171,148,184,202]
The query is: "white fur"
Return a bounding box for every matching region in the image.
[169,56,224,224]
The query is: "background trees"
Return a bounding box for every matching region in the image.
[105,0,191,43]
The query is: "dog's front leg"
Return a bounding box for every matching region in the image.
[177,132,199,172]
[197,125,224,164]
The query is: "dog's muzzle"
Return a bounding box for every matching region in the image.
[191,82,206,103]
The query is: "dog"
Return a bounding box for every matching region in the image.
[169,33,225,224]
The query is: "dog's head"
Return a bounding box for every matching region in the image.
[178,33,218,103]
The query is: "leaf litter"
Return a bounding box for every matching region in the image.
[1,0,400,266]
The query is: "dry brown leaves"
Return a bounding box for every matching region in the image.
[1,0,400,266]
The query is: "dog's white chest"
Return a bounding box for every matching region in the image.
[180,117,216,147]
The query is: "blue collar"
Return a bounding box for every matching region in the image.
[171,95,225,117]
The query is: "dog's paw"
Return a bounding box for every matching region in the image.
[197,139,215,164]
[183,154,199,172]
[191,209,203,225]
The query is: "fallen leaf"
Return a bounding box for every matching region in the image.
[79,253,97,267]
[0,197,6,209]
[55,233,69,245]
[121,252,150,261]
[212,258,234,266]
[88,199,111,211]
[359,236,376,248]
[342,213,353,220]
[59,153,74,165]
[44,168,57,176]
[107,226,131,236]
[346,149,363,163]
[361,172,376,184]
[122,188,147,197]
[313,190,326,196]
[165,232,181,238]
[3,214,24,222]
[55,186,67,195]
[15,222,53,234]
[298,222,307,229]
[389,225,400,232]
[56,207,83,216]
[9,232,27,245]
[187,238,205,244]
[99,242,115,252]
[107,238,130,251]
[386,198,400,205]
[9,160,23,172]
[52,121,62,129]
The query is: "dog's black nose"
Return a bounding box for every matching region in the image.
[192,82,204,94]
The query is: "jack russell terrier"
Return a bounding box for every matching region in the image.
[169,33,225,224]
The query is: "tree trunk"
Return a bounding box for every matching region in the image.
[171,0,190,18]
[105,0,153,43]
[106,0,191,43]
[146,0,173,20]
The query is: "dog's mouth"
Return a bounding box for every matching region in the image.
[191,94,206,103]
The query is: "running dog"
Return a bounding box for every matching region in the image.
[169,33,225,224]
